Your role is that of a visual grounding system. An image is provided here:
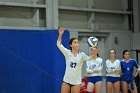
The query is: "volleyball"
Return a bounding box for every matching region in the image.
[87,36,98,47]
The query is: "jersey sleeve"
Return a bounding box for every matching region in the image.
[57,41,69,56]
[105,60,114,73]
[120,60,123,69]
[86,61,94,73]
[133,59,139,68]
[105,60,110,73]
[81,52,89,62]
[116,60,121,70]
[95,58,103,71]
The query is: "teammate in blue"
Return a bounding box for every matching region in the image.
[57,27,89,93]
[105,49,121,93]
[121,50,139,93]
[86,47,103,93]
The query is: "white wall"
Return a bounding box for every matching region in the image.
[58,0,129,31]
[59,0,87,7]
[133,33,140,49]
[94,0,123,10]
[0,6,46,27]
[3,0,45,4]
[95,13,127,30]
[132,33,140,63]
[0,7,33,27]
[104,32,132,60]
[0,0,131,30]
[59,10,88,29]
[59,0,123,10]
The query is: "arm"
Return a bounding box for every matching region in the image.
[93,59,103,73]
[115,69,121,74]
[133,66,139,77]
[134,67,140,77]
[57,27,69,56]
[115,60,121,74]
[133,60,140,77]
[86,68,94,74]
[134,60,139,68]
[86,63,94,74]
[134,70,139,77]
[81,52,89,62]
[105,60,111,74]
[57,27,64,44]
[105,60,117,74]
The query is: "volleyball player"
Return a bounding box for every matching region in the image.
[121,50,139,93]
[105,49,121,93]
[86,47,103,93]
[57,27,89,93]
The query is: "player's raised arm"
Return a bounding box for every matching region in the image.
[57,27,69,56]
[57,27,65,44]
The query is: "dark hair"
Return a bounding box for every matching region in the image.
[69,38,78,50]
[122,50,130,58]
[97,53,99,57]
[109,49,116,54]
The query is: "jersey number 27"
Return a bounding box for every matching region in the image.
[70,62,77,68]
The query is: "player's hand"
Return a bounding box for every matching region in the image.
[115,69,121,74]
[93,70,100,73]
[58,27,65,35]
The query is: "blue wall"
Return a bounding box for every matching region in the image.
[0,29,69,93]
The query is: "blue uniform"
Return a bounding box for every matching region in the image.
[120,59,139,90]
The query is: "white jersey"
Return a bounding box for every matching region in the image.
[105,59,121,77]
[86,57,103,77]
[57,41,88,85]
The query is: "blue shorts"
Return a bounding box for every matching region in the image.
[121,76,135,90]
[106,76,120,83]
[88,76,102,84]
[121,76,134,84]
[121,77,129,83]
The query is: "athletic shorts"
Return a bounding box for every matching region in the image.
[121,76,135,90]
[106,76,120,83]
[121,76,134,84]
[88,76,102,84]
